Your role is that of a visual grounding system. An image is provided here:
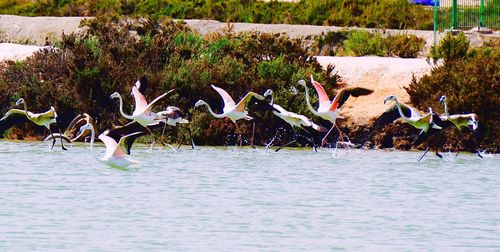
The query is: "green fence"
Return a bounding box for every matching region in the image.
[434,0,500,31]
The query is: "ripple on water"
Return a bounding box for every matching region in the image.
[0,141,499,251]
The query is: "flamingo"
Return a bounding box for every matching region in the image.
[414,95,482,158]
[0,98,67,150]
[262,89,327,151]
[439,96,478,131]
[43,113,94,143]
[373,95,443,161]
[156,106,195,149]
[195,85,265,146]
[78,123,142,169]
[296,76,373,146]
[110,89,174,128]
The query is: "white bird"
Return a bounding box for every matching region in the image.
[374,95,443,161]
[375,95,441,134]
[78,123,142,169]
[156,106,195,149]
[439,96,478,131]
[262,89,327,151]
[110,77,174,129]
[0,98,67,150]
[195,85,265,146]
[297,76,373,146]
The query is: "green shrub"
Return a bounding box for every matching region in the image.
[429,32,469,62]
[343,29,387,56]
[316,30,425,58]
[406,46,499,152]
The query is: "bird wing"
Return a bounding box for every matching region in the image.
[235,92,265,112]
[310,75,331,111]
[132,85,149,112]
[117,131,147,156]
[329,87,374,111]
[64,114,85,137]
[372,102,412,127]
[137,89,175,115]
[211,85,236,108]
[69,114,94,142]
[98,134,119,158]
[0,109,29,136]
[106,121,147,143]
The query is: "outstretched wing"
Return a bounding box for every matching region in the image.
[117,131,147,156]
[413,114,451,147]
[329,87,374,111]
[372,103,413,128]
[211,85,236,108]
[98,134,119,158]
[106,121,161,155]
[139,89,175,115]
[0,109,29,136]
[235,92,265,112]
[310,75,331,111]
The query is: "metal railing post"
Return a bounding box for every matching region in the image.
[480,0,485,27]
[434,0,438,45]
[452,0,458,29]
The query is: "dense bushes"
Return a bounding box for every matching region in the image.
[0,0,434,30]
[316,30,426,57]
[405,32,499,152]
[0,17,340,145]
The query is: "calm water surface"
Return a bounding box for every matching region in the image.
[0,141,499,251]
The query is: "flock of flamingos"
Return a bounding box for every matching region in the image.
[0,75,482,168]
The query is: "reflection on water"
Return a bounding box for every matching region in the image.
[0,141,499,251]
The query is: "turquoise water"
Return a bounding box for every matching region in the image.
[0,141,499,251]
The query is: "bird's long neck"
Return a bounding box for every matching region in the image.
[443,99,450,118]
[87,127,101,163]
[115,94,134,120]
[393,98,410,121]
[201,102,225,118]
[300,84,321,116]
[21,101,32,120]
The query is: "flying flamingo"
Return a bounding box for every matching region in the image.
[78,123,143,169]
[262,89,327,151]
[413,95,482,158]
[0,98,67,150]
[195,85,265,146]
[296,76,373,146]
[110,88,174,128]
[373,95,443,161]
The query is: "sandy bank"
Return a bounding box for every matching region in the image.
[0,43,48,61]
[316,56,437,125]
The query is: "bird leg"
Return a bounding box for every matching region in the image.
[184,127,196,149]
[176,128,186,149]
[234,122,243,147]
[335,124,346,143]
[275,128,297,152]
[321,124,336,147]
[301,128,318,152]
[418,146,430,162]
[435,150,443,159]
[250,121,256,149]
[48,129,57,150]
[275,140,297,152]
[57,122,68,151]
